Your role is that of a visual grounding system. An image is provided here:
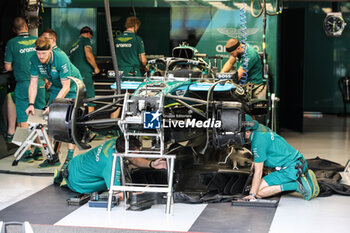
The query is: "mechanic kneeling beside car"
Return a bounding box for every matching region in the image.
[243,116,319,201]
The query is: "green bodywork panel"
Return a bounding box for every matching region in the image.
[133,80,192,96]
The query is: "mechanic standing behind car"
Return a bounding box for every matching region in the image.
[41,28,62,103]
[25,37,83,168]
[114,16,147,77]
[4,17,46,161]
[221,38,265,99]
[69,26,100,113]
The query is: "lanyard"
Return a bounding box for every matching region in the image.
[42,52,53,81]
[43,62,52,82]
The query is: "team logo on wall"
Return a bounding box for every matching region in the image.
[216,28,259,38]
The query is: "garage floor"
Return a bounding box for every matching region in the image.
[0,114,349,233]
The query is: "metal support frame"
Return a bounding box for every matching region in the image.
[107,92,176,214]
[270,93,280,132]
[107,152,175,214]
[344,159,350,173]
[13,123,55,162]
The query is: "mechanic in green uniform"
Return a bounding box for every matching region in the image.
[114,16,147,78]
[42,28,62,52]
[5,92,16,143]
[25,36,83,168]
[70,26,100,113]
[53,136,166,194]
[243,116,319,200]
[42,28,64,103]
[4,17,46,161]
[221,38,266,99]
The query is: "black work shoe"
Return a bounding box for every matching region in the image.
[33,149,44,161]
[296,175,312,200]
[306,169,320,199]
[6,133,14,143]
[19,151,34,163]
[38,158,61,169]
[53,169,63,184]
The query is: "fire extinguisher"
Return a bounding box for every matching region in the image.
[339,76,350,116]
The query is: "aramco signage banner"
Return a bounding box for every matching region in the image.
[195,9,263,66]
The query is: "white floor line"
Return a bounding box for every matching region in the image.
[55,202,207,232]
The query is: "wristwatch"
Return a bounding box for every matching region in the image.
[250,193,256,198]
[149,160,154,169]
[323,12,347,37]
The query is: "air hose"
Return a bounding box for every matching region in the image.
[249,0,282,126]
[239,0,249,84]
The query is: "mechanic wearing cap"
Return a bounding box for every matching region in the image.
[54,136,166,193]
[221,39,265,99]
[244,115,319,200]
[25,36,83,168]
[114,16,147,77]
[70,26,100,113]
[4,17,46,161]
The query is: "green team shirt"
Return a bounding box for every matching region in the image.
[4,32,37,81]
[236,43,263,84]
[52,45,63,53]
[39,45,64,86]
[67,139,121,194]
[69,36,93,76]
[114,31,145,76]
[249,127,302,168]
[30,49,82,95]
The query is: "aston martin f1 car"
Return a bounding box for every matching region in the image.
[47,45,257,154]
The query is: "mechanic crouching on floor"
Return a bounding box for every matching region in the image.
[53,136,166,194]
[244,117,319,200]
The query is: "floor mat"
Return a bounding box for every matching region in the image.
[0,185,79,224]
[55,202,207,232]
[190,202,276,233]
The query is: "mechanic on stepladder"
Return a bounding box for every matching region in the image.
[4,17,46,162]
[115,16,147,77]
[53,136,166,194]
[69,26,100,113]
[243,115,319,200]
[25,36,83,168]
[221,38,265,99]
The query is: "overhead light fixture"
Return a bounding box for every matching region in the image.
[207,1,232,10]
[234,2,275,12]
[340,6,350,13]
[321,8,332,14]
[233,2,250,11]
